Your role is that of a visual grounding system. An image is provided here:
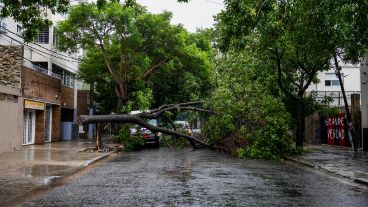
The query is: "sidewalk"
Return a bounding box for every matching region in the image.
[287,144,368,186]
[0,141,112,205]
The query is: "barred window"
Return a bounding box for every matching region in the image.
[37,27,49,44]
[17,25,22,34]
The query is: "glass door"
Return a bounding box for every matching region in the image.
[23,110,35,145]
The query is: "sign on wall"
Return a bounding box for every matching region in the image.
[24,99,45,110]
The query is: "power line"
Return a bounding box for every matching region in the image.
[0,25,81,62]
[1,33,79,72]
[206,0,224,6]
[1,36,64,78]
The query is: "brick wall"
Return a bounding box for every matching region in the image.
[0,45,22,89]
[61,86,74,108]
[52,105,61,142]
[35,110,45,145]
[77,90,90,139]
[22,67,61,104]
[77,90,90,117]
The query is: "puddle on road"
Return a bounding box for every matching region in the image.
[21,164,74,177]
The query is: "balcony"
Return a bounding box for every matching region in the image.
[23,59,62,80]
[310,91,361,106]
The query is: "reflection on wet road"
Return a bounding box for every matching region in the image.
[25,148,368,207]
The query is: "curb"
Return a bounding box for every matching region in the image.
[285,156,368,187]
[42,151,115,185]
[82,151,115,167]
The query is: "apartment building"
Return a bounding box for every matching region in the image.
[0,10,82,153]
[306,62,361,106]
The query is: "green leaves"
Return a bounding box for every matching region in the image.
[203,49,293,159]
[0,0,69,41]
[62,1,213,112]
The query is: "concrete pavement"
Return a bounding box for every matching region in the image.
[287,144,368,186]
[0,141,112,206]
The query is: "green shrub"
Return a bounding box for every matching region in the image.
[203,50,294,159]
[161,134,191,149]
[113,125,145,152]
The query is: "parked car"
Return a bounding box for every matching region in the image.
[174,120,192,135]
[130,111,162,147]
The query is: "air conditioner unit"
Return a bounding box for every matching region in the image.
[0,22,7,34]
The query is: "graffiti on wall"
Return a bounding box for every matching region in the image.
[325,113,349,147]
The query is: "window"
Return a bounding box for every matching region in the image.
[62,70,75,88]
[325,73,342,86]
[37,27,49,44]
[0,20,7,33]
[17,25,22,34]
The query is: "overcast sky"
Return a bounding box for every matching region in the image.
[136,0,224,32]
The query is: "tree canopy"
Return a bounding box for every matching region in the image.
[0,0,69,41]
[216,0,368,148]
[58,1,213,113]
[0,0,189,41]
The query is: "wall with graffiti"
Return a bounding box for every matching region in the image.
[320,113,351,147]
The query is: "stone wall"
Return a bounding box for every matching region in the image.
[0,45,22,89]
[0,45,23,153]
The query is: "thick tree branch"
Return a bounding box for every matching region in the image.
[98,40,119,81]
[275,50,298,101]
[79,114,210,147]
[142,58,169,79]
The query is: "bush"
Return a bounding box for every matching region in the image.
[203,50,294,159]
[161,133,191,149]
[113,125,145,152]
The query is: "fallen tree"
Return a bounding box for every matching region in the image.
[78,102,215,150]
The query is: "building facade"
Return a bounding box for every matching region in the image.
[0,9,82,153]
[306,62,361,106]
[0,45,23,153]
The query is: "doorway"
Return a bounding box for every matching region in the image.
[23,110,36,145]
[45,105,52,142]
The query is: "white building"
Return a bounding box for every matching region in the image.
[307,62,361,106]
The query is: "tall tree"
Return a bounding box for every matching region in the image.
[57,1,166,112]
[217,0,368,148]
[61,1,212,112]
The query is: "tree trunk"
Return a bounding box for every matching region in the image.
[114,80,128,113]
[79,114,211,147]
[336,69,357,151]
[96,123,102,150]
[295,98,305,148]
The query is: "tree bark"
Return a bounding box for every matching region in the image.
[115,81,128,113]
[96,123,102,150]
[79,114,210,147]
[333,53,357,151]
[295,98,305,148]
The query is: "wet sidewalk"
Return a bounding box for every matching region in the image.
[0,141,112,206]
[287,144,368,186]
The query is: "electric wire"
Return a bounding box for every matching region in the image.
[205,0,224,6]
[1,33,79,72]
[0,25,81,62]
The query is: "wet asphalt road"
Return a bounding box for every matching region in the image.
[24,148,368,207]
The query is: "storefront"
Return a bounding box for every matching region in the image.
[23,99,60,145]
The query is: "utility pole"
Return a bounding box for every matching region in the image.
[88,82,95,139]
[334,54,357,151]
